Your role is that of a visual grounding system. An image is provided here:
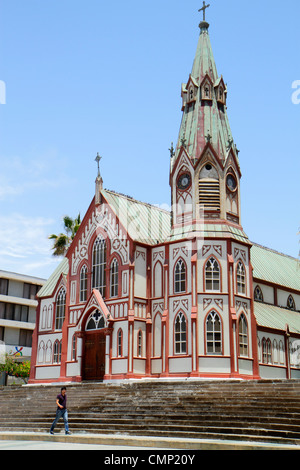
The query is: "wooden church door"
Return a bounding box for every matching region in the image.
[83,310,106,381]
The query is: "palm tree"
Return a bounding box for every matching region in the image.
[49,214,81,257]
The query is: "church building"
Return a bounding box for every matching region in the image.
[29,7,300,384]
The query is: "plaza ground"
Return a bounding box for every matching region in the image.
[0,432,299,451]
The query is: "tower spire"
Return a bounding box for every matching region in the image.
[170,6,242,228]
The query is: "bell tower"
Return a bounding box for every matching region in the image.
[170,4,242,231]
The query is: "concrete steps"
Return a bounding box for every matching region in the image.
[1,380,300,445]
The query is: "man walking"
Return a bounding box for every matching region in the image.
[50,386,71,435]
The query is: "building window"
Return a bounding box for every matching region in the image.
[287,295,296,311]
[23,283,40,300]
[0,279,8,295]
[0,326,4,342]
[55,288,66,330]
[174,312,187,355]
[206,311,222,355]
[0,303,28,322]
[117,329,123,357]
[72,334,76,361]
[262,338,272,364]
[86,310,105,331]
[53,340,62,364]
[237,261,246,294]
[80,265,88,302]
[199,164,220,212]
[239,314,248,357]
[92,237,106,297]
[189,86,194,101]
[205,257,220,291]
[19,329,32,348]
[110,259,119,298]
[254,285,263,302]
[174,259,186,294]
[138,330,143,357]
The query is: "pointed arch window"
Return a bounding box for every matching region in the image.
[92,237,106,297]
[287,295,296,311]
[254,285,263,302]
[80,265,88,302]
[205,257,220,291]
[239,314,248,357]
[110,258,119,298]
[198,164,220,212]
[55,288,66,330]
[174,259,186,294]
[53,340,62,364]
[72,334,77,361]
[175,312,187,355]
[262,338,272,364]
[206,311,222,355]
[86,310,105,331]
[237,261,246,295]
[117,329,123,357]
[138,330,143,357]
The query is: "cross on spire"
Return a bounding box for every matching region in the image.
[198,1,210,21]
[95,152,102,178]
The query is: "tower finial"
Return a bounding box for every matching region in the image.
[95,152,102,178]
[198,1,210,32]
[95,153,103,205]
[198,1,210,22]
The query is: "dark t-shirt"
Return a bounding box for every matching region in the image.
[57,393,67,410]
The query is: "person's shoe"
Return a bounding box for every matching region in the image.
[65,431,72,435]
[49,431,54,435]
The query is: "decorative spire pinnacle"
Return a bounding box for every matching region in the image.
[169,142,175,159]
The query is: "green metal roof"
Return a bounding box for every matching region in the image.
[102,189,171,245]
[251,243,300,292]
[169,223,249,243]
[254,301,300,334]
[37,258,69,298]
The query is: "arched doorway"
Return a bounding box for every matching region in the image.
[82,310,106,381]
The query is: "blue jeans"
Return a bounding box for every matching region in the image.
[50,409,69,433]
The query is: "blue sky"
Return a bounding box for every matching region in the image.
[0,0,299,279]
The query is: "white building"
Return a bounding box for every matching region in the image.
[0,270,45,361]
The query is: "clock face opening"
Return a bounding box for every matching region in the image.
[226,174,237,192]
[177,173,191,191]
